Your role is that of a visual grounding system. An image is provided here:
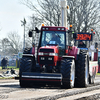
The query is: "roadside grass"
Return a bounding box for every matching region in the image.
[0,66,19,71]
[0,66,19,79]
[96,73,100,75]
[7,66,19,70]
[0,77,15,79]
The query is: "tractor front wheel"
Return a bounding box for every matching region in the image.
[61,58,75,88]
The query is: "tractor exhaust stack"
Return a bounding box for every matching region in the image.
[60,0,67,27]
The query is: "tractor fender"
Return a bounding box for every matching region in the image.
[68,46,80,60]
[22,54,34,57]
[76,49,89,61]
[62,55,75,59]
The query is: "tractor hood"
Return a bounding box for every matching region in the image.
[38,45,59,54]
[38,45,59,66]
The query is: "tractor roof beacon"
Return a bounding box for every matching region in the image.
[18,0,99,88]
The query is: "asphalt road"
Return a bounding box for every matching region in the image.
[0,76,100,100]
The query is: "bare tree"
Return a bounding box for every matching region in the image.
[21,0,100,42]
[1,38,10,56]
[1,32,23,56]
[67,0,100,42]
[20,0,61,26]
[7,32,23,53]
[26,15,44,45]
[67,0,100,33]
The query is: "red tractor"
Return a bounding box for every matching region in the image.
[18,0,98,88]
[18,25,98,88]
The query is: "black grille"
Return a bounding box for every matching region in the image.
[39,56,54,65]
[40,49,54,52]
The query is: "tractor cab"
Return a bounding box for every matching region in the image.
[38,26,68,57]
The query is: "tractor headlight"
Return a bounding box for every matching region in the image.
[48,58,52,60]
[41,57,45,60]
[49,53,58,56]
[38,52,44,55]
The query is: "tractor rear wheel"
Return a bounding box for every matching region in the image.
[75,50,89,87]
[61,58,75,88]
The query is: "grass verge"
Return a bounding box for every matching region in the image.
[0,66,19,79]
[0,66,19,71]
[96,73,100,75]
[0,77,15,79]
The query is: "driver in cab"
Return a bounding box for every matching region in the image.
[78,40,86,48]
[50,33,61,45]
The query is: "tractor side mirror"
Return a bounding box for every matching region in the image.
[73,33,77,39]
[28,27,39,37]
[35,27,39,33]
[28,31,33,37]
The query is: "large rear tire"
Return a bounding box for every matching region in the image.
[19,56,32,74]
[75,50,89,87]
[61,58,75,88]
[19,56,33,87]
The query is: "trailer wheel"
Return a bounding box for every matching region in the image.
[61,58,75,88]
[89,74,95,84]
[89,67,96,84]
[75,50,89,87]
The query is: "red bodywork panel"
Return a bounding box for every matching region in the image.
[92,50,98,73]
[21,78,61,82]
[94,52,97,61]
[41,26,67,31]
[38,46,59,66]
[89,61,98,75]
[94,49,98,61]
[98,65,100,73]
[38,45,79,66]
[32,47,35,55]
[94,66,98,74]
[92,63,98,74]
[68,46,79,60]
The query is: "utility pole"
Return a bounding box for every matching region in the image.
[21,18,26,52]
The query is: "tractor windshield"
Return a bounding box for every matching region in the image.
[41,31,66,49]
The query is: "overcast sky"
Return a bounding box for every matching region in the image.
[0,0,34,40]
